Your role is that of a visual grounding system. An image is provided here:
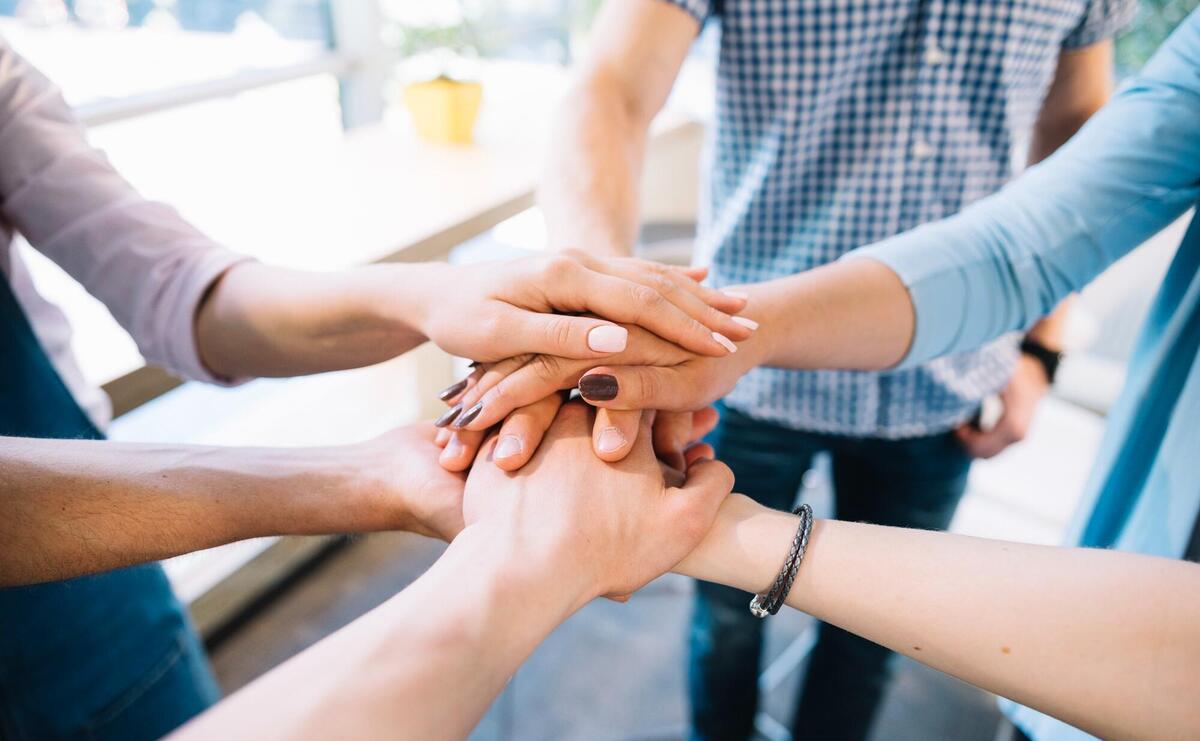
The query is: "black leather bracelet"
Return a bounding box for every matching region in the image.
[1019,337,1063,385]
[749,503,813,618]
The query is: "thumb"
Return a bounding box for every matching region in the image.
[577,366,691,411]
[508,309,629,359]
[673,457,735,524]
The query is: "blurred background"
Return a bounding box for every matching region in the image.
[4,1,1197,739]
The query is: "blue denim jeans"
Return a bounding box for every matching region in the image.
[688,404,972,741]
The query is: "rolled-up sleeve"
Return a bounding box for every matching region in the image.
[655,0,716,25]
[850,11,1200,369]
[0,41,251,384]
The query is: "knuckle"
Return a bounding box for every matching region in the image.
[636,370,662,403]
[543,316,578,352]
[542,255,578,282]
[632,284,664,312]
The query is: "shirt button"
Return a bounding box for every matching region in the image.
[924,44,947,65]
[912,138,934,159]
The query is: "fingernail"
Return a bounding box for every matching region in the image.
[494,435,523,460]
[468,360,480,369]
[597,426,627,453]
[438,378,468,401]
[732,316,759,331]
[435,404,463,427]
[453,402,483,429]
[579,374,618,401]
[444,434,464,458]
[721,288,749,300]
[712,332,738,353]
[588,325,628,353]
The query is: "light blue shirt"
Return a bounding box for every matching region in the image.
[858,9,1200,739]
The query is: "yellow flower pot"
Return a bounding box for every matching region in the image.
[403,77,483,145]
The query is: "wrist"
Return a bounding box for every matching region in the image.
[373,262,453,341]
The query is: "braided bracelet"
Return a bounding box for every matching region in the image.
[749,503,813,618]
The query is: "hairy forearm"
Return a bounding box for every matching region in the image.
[0,436,388,586]
[196,261,432,379]
[541,74,647,256]
[172,523,586,741]
[677,497,1200,740]
[741,258,916,371]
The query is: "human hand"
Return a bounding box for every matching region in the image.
[409,253,751,363]
[461,402,734,601]
[431,323,730,469]
[955,354,1049,459]
[347,423,466,541]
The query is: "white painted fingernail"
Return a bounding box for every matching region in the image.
[721,288,749,300]
[732,316,759,331]
[712,332,738,353]
[494,435,522,460]
[588,325,628,353]
[597,426,627,453]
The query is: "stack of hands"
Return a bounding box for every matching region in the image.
[366,251,766,554]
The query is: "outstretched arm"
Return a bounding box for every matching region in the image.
[0,424,464,586]
[571,14,1200,411]
[677,495,1200,741]
[170,403,733,741]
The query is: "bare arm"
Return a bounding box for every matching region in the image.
[0,424,464,586]
[678,496,1200,741]
[171,403,733,741]
[540,0,699,256]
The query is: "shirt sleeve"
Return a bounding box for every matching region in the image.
[0,40,251,385]
[850,10,1200,370]
[654,0,716,25]
[1063,0,1137,48]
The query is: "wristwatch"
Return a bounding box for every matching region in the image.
[1019,336,1063,385]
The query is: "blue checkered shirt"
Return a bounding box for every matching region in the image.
[665,0,1136,438]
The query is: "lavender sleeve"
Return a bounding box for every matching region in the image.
[0,40,251,384]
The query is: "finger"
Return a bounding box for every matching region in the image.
[439,428,488,472]
[501,308,636,360]
[955,424,1006,460]
[550,268,741,357]
[593,408,642,462]
[583,263,754,344]
[462,356,581,431]
[435,427,452,447]
[492,393,565,471]
[577,366,692,411]
[436,366,485,406]
[651,411,694,471]
[690,406,720,443]
[684,442,715,465]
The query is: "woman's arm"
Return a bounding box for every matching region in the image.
[566,12,1200,412]
[0,424,464,587]
[677,496,1200,741]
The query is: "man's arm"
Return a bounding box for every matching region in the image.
[677,495,1200,740]
[0,424,464,586]
[171,403,733,740]
[957,40,1115,458]
[540,0,700,257]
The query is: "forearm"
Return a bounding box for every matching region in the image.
[540,75,647,256]
[0,436,390,586]
[677,497,1200,740]
[196,261,436,379]
[739,258,917,371]
[172,523,587,741]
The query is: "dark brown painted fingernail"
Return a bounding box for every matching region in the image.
[438,377,469,401]
[579,374,618,401]
[468,361,480,369]
[453,402,483,429]
[435,404,463,427]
